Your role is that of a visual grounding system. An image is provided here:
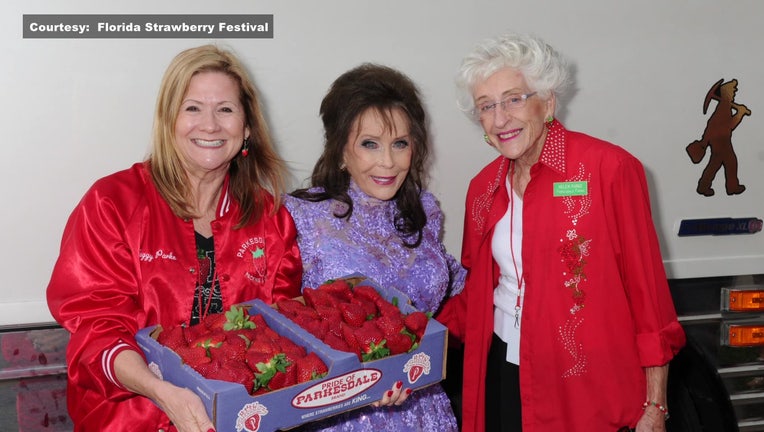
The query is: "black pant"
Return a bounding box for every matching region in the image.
[485,333,522,431]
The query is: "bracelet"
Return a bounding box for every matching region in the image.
[642,400,670,421]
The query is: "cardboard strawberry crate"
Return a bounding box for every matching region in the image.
[136,275,447,432]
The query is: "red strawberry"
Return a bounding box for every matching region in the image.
[183,322,208,344]
[375,297,403,318]
[210,333,249,362]
[275,299,312,318]
[293,315,329,339]
[385,331,416,355]
[324,331,351,352]
[248,337,280,356]
[375,314,405,338]
[290,312,315,328]
[256,323,281,342]
[203,312,228,331]
[229,328,258,346]
[351,297,378,318]
[267,371,288,391]
[192,356,220,377]
[252,353,291,392]
[293,307,321,322]
[277,337,307,363]
[231,331,252,346]
[318,279,354,302]
[283,363,299,387]
[339,302,368,327]
[267,364,298,391]
[404,311,430,340]
[354,321,390,361]
[325,318,343,338]
[156,324,187,351]
[314,304,342,322]
[207,359,255,394]
[303,287,336,308]
[175,344,210,369]
[250,314,268,329]
[307,318,331,340]
[294,352,328,383]
[245,350,273,367]
[189,330,226,354]
[340,323,361,359]
[352,285,382,303]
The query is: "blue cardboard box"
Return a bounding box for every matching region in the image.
[136,276,447,432]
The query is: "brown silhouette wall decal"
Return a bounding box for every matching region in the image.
[686,78,751,196]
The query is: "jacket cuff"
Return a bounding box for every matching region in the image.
[101,340,136,389]
[636,321,686,366]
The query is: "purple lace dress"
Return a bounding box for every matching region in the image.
[284,181,465,432]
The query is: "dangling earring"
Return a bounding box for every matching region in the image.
[241,138,250,158]
[483,134,492,145]
[545,115,554,125]
[339,161,346,171]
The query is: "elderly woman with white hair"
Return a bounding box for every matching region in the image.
[437,32,685,432]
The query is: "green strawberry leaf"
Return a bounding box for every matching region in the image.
[224,305,256,331]
[254,353,291,388]
[361,340,391,362]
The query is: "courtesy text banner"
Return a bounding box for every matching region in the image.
[23,15,274,39]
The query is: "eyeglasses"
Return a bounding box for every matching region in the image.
[474,92,537,119]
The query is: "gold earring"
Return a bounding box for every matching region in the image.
[483,134,492,144]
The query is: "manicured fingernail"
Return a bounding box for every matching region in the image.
[387,390,394,398]
[396,381,403,389]
[405,388,412,395]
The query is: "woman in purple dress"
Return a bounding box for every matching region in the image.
[284,63,465,431]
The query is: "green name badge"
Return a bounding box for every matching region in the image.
[553,181,588,197]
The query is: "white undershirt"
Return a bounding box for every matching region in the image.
[491,178,524,364]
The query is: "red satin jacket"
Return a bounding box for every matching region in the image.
[438,121,685,432]
[47,162,302,431]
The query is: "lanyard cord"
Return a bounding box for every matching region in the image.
[509,161,524,328]
[197,266,216,322]
[194,239,218,324]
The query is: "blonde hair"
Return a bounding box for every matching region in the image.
[149,44,286,227]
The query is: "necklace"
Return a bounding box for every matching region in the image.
[509,161,524,328]
[193,237,220,324]
[196,266,217,322]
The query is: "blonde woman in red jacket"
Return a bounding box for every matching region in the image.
[46,45,302,432]
[437,32,685,432]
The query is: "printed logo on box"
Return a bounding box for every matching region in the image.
[292,369,381,409]
[236,401,268,432]
[147,361,163,380]
[403,352,431,384]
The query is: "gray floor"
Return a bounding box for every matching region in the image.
[0,327,72,431]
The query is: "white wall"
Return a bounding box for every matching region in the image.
[4,0,763,325]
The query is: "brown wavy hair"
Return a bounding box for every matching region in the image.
[291,63,430,247]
